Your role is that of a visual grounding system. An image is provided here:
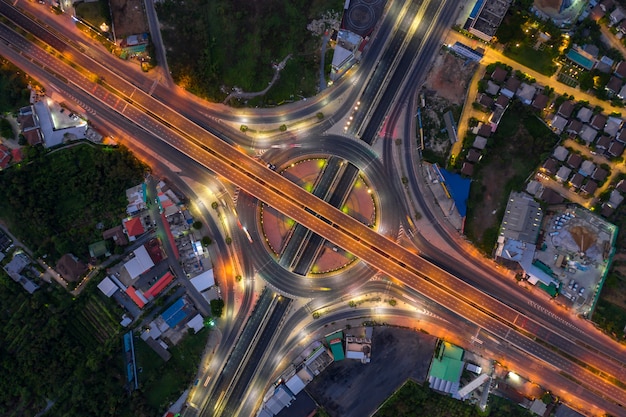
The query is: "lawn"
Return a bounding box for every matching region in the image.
[74,1,110,29]
[464,102,559,253]
[0,57,30,113]
[374,379,534,417]
[138,328,211,412]
[503,44,557,76]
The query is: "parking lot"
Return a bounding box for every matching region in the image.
[306,327,437,417]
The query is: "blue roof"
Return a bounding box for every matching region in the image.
[123,332,132,352]
[161,298,189,328]
[469,0,484,19]
[439,168,471,217]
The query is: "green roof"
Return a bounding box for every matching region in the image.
[325,331,343,343]
[429,342,465,382]
[429,357,464,382]
[89,240,108,258]
[538,282,558,297]
[329,341,345,361]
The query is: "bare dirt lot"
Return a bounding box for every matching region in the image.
[306,327,437,417]
[423,52,475,105]
[110,0,148,38]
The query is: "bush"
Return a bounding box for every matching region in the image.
[210,298,225,317]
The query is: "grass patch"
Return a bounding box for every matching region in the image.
[464,102,558,253]
[74,1,110,29]
[140,328,210,412]
[374,379,534,417]
[503,44,557,76]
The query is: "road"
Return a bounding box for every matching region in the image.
[2,0,626,415]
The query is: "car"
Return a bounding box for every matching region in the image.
[266,163,276,170]
[579,287,585,296]
[568,279,575,289]
[572,282,578,291]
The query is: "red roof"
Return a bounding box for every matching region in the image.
[124,217,145,237]
[144,271,174,299]
[11,148,23,163]
[126,286,146,308]
[162,213,180,260]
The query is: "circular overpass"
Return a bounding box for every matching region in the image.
[237,134,401,298]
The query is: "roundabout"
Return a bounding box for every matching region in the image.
[236,134,402,298]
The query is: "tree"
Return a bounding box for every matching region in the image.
[225,236,232,245]
[279,124,287,132]
[210,298,225,317]
[201,236,212,246]
[316,112,324,120]
[211,201,219,210]
[192,220,203,230]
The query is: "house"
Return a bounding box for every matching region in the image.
[501,77,521,98]
[610,6,626,24]
[0,145,11,169]
[495,94,509,109]
[17,107,43,146]
[577,107,593,123]
[569,172,584,188]
[604,117,622,137]
[615,61,626,78]
[596,56,614,73]
[596,135,612,150]
[467,148,481,163]
[478,124,492,137]
[123,217,145,239]
[609,189,624,207]
[584,44,600,59]
[592,167,609,182]
[579,160,596,177]
[486,81,501,95]
[566,153,583,169]
[617,179,626,193]
[56,253,87,282]
[579,124,598,143]
[549,115,568,134]
[617,129,626,143]
[531,93,549,111]
[103,225,129,246]
[491,66,508,83]
[618,84,626,99]
[473,136,488,150]
[601,202,615,217]
[601,0,616,13]
[590,114,607,131]
[88,240,109,258]
[581,180,598,195]
[557,101,575,118]
[461,162,474,176]
[516,83,537,105]
[606,76,623,94]
[553,145,569,161]
[541,158,558,175]
[478,94,494,108]
[556,166,572,182]
[608,140,625,157]
[566,119,583,135]
[589,4,604,20]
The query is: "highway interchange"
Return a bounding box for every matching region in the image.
[2,0,626,415]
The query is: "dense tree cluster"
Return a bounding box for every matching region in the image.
[0,144,147,262]
[0,57,30,113]
[0,274,154,417]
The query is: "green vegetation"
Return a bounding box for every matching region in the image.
[201,236,213,246]
[192,220,203,230]
[0,57,31,113]
[465,102,559,253]
[0,117,14,139]
[155,0,343,105]
[0,144,147,262]
[0,272,156,417]
[137,328,210,411]
[503,44,557,76]
[74,1,111,29]
[374,379,534,417]
[210,298,225,317]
